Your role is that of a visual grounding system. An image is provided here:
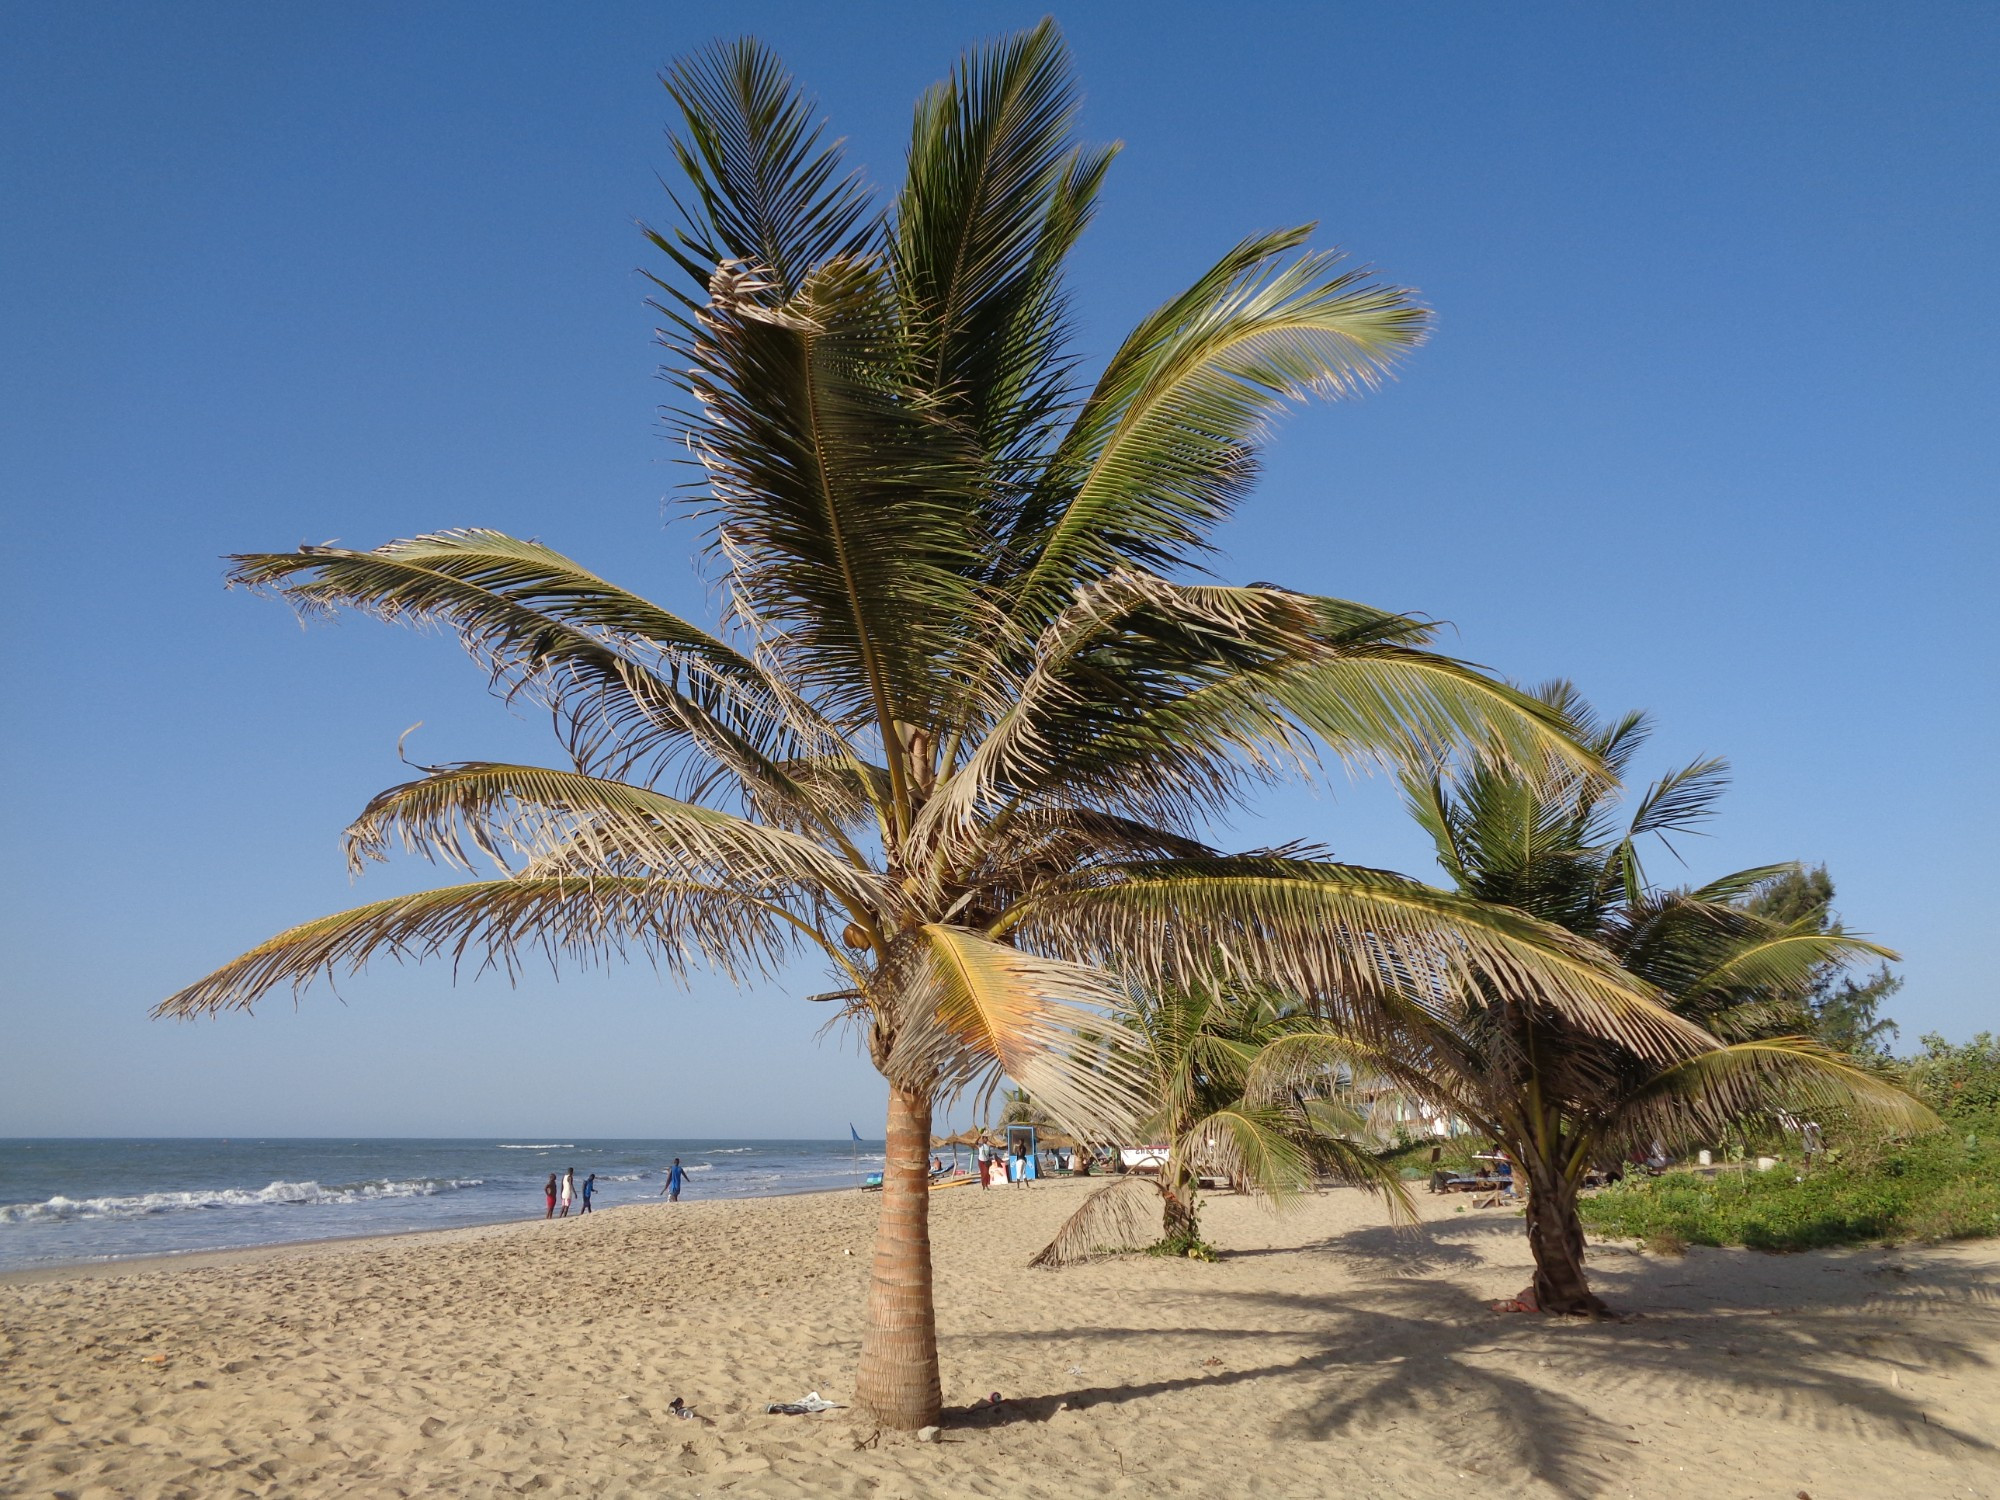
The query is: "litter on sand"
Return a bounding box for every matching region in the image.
[765,1391,844,1415]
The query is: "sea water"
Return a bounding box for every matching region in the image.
[0,1139,886,1271]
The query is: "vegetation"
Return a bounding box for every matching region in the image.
[1581,1034,2000,1254]
[1031,980,1408,1265]
[1359,685,1932,1313]
[1580,1124,2000,1251]
[155,24,1672,1425]
[1747,867,1903,1058]
[1908,1032,2000,1120]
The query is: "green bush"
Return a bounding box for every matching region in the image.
[1580,1115,2000,1252]
[1908,1032,2000,1121]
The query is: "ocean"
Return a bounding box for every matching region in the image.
[0,1139,887,1272]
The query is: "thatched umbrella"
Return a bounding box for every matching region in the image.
[929,1128,985,1170]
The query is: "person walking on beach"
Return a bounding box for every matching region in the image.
[559,1167,575,1217]
[543,1173,558,1218]
[976,1137,992,1189]
[579,1172,597,1214]
[660,1157,686,1202]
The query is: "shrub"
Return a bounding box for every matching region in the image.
[1907,1032,2000,1122]
[1579,1115,2000,1252]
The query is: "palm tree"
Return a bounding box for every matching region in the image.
[1371,683,1934,1314]
[157,28,1683,1426]
[1034,978,1408,1266]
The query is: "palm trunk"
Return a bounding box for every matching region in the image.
[854,1083,941,1429]
[1162,1161,1200,1245]
[1523,1157,1606,1316]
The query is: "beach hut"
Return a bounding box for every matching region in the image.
[1004,1123,1038,1181]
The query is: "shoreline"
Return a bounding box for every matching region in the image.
[0,1177,880,1285]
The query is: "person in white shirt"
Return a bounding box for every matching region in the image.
[558,1168,575,1217]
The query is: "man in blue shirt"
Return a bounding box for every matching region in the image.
[660,1158,686,1202]
[579,1173,597,1213]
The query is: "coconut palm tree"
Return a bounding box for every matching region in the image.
[157,27,1687,1425]
[1033,977,1408,1266]
[1366,683,1934,1314]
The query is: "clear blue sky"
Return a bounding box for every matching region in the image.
[2,4,1992,1138]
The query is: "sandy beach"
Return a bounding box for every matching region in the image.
[3,1180,1994,1499]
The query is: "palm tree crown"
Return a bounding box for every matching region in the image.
[159,26,1688,1420]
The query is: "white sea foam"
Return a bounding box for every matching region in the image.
[495,1144,574,1150]
[0,1178,484,1225]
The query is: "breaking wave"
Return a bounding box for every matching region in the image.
[0,1178,485,1224]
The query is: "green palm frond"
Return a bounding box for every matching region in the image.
[1006,229,1428,626]
[913,574,1326,850]
[650,37,877,303]
[1688,864,1798,903]
[1182,1106,1320,1198]
[924,579,1601,864]
[1624,754,1730,843]
[1264,632,1600,775]
[1680,928,1900,1004]
[892,18,1113,470]
[1241,1028,1384,1108]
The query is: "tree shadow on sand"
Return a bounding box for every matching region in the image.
[945,1216,1996,1497]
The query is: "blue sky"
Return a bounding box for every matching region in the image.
[2,3,1992,1137]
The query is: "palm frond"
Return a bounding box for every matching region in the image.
[892,19,1111,469]
[1681,928,1900,1004]
[681,253,997,748]
[649,37,877,303]
[226,531,819,788]
[341,761,885,915]
[1006,229,1427,626]
[1009,857,1710,1060]
[1625,754,1730,843]
[154,875,809,1020]
[1182,1106,1317,1198]
[1029,1174,1162,1268]
[1266,636,1600,776]
[880,925,1147,1142]
[1607,1038,1938,1151]
[1241,1029,1383,1108]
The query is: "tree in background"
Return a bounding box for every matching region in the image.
[1032,978,1407,1266]
[157,26,1670,1427]
[1747,867,1902,1059]
[1378,684,1932,1314]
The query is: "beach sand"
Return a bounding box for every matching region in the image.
[3,1179,1995,1499]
